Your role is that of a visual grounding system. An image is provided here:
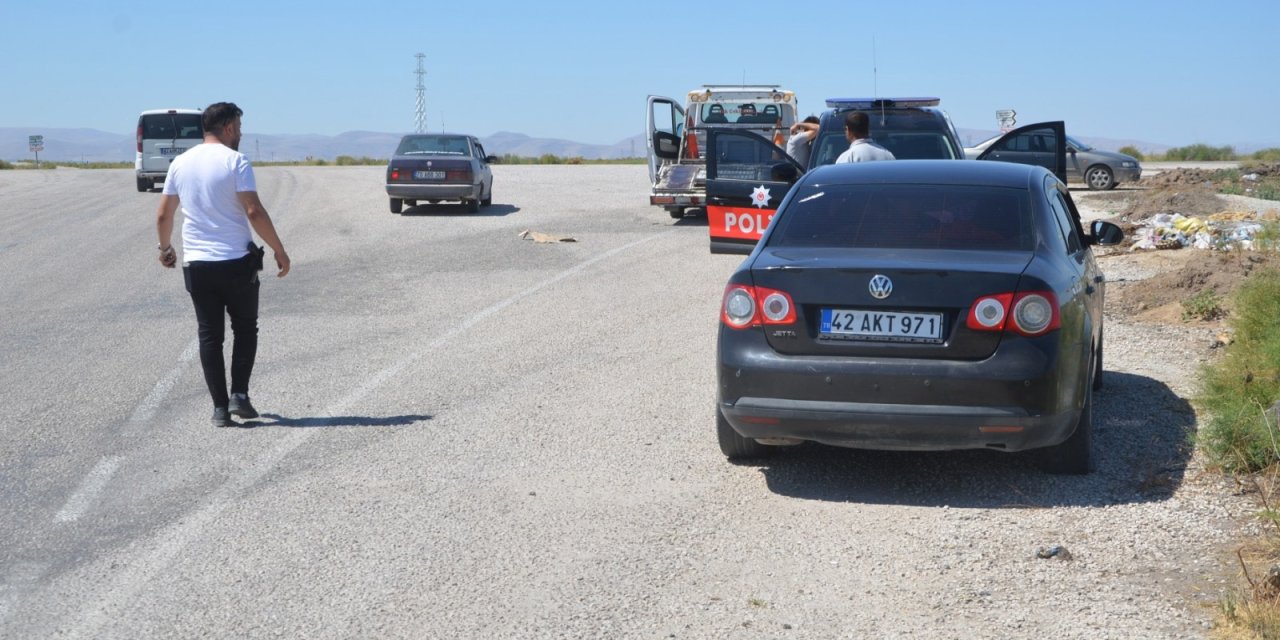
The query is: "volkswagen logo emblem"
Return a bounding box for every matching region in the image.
[868,274,893,299]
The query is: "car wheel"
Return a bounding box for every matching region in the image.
[466,198,480,213]
[668,207,684,219]
[390,198,402,214]
[136,177,149,192]
[481,183,492,207]
[1039,372,1095,475]
[1085,165,1115,190]
[716,408,774,460]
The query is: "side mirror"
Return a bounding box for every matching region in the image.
[653,132,680,160]
[486,155,499,164]
[769,162,799,183]
[1090,220,1125,246]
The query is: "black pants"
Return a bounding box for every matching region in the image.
[183,254,259,408]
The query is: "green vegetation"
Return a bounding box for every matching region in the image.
[1196,269,1280,473]
[1251,148,1280,163]
[1118,145,1145,161]
[495,153,645,165]
[1161,144,1237,161]
[1182,290,1226,322]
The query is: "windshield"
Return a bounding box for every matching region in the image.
[1066,135,1091,151]
[769,184,1033,251]
[396,136,472,156]
[811,131,960,167]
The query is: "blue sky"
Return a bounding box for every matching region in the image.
[3,0,1277,149]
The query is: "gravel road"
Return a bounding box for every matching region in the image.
[0,165,1257,638]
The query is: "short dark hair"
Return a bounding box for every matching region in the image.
[845,111,870,137]
[803,115,820,125]
[202,102,243,133]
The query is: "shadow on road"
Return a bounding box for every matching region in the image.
[401,204,519,217]
[239,413,434,428]
[743,371,1195,509]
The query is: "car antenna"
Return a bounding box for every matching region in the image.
[873,36,886,126]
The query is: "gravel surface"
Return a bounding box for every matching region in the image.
[0,165,1261,638]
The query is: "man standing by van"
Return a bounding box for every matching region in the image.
[155,102,290,427]
[835,111,895,163]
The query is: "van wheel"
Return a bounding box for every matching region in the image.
[481,185,492,207]
[466,199,480,213]
[668,207,684,219]
[136,177,150,192]
[390,198,402,214]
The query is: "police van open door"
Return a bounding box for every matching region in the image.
[704,121,1065,254]
[705,129,803,254]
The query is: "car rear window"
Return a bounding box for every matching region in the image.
[142,114,202,139]
[768,184,1033,251]
[396,136,472,156]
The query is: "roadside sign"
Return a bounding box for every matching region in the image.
[995,109,1016,132]
[29,135,43,152]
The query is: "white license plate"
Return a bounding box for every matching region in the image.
[820,308,944,342]
[159,147,184,157]
[413,170,446,180]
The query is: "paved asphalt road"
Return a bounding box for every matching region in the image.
[0,165,1245,638]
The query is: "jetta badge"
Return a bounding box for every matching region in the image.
[868,274,893,299]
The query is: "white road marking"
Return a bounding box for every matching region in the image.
[54,457,122,523]
[66,231,674,638]
[124,339,199,434]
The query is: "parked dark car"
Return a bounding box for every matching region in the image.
[385,134,495,213]
[715,160,1124,474]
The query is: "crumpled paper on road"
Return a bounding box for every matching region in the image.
[518,229,578,243]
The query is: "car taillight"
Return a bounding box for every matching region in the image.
[721,284,796,329]
[137,125,143,153]
[390,168,401,180]
[447,168,472,181]
[966,291,1059,336]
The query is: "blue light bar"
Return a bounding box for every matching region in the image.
[825,97,941,109]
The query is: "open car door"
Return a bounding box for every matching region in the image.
[975,121,1067,184]
[705,129,803,254]
[646,96,684,184]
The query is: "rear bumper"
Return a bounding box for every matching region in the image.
[136,170,169,180]
[387,183,481,200]
[649,192,704,207]
[718,328,1084,452]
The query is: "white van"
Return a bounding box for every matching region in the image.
[135,108,203,192]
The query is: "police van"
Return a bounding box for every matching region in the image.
[701,97,1067,253]
[135,108,203,192]
[646,85,798,219]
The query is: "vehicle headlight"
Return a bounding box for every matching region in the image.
[1121,161,1137,168]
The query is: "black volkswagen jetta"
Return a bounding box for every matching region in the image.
[715,160,1124,474]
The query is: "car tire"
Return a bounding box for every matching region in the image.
[136,177,150,192]
[668,207,684,219]
[717,408,774,460]
[1085,165,1115,190]
[466,198,480,213]
[481,184,492,207]
[1040,372,1095,475]
[390,198,402,214]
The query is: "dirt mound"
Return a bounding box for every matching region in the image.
[1123,186,1227,219]
[1104,250,1280,325]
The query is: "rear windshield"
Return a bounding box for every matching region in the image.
[396,136,472,156]
[142,113,202,139]
[769,184,1033,251]
[699,102,790,125]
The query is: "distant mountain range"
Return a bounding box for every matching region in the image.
[0,128,649,163]
[1,126,1205,163]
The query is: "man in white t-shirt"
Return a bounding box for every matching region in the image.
[835,111,896,163]
[155,102,291,427]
